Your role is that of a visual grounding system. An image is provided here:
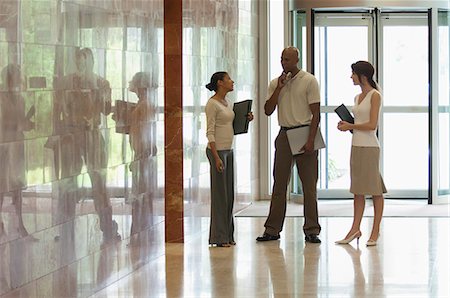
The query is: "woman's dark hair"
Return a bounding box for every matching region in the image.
[205,71,227,92]
[351,61,379,90]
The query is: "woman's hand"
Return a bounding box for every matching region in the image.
[215,157,224,173]
[338,120,352,131]
[247,112,254,122]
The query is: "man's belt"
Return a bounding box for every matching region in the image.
[280,124,309,131]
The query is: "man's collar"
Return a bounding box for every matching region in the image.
[292,69,305,79]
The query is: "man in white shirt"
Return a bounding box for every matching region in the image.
[256,47,321,243]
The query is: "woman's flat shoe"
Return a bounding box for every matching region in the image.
[335,231,362,245]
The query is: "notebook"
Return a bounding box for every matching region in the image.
[286,126,326,155]
[233,99,252,135]
[334,104,354,133]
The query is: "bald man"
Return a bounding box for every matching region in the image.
[257,47,322,243]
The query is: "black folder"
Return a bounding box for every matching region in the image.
[334,104,354,133]
[233,99,252,135]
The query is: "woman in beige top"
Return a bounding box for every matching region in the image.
[205,71,252,247]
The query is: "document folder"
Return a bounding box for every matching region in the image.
[233,99,252,135]
[286,126,326,155]
[334,104,354,133]
[114,100,137,134]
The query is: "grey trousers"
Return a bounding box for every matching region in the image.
[206,148,235,244]
[264,130,321,236]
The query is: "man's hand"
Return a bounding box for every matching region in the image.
[265,72,287,116]
[301,138,315,154]
[277,72,288,89]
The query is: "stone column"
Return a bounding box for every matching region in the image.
[164,0,184,243]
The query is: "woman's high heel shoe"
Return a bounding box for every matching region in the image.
[366,239,377,246]
[366,234,380,246]
[335,231,362,245]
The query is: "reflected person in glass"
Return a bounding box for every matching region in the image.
[336,61,387,247]
[0,64,35,238]
[127,72,157,240]
[205,72,253,247]
[50,48,118,244]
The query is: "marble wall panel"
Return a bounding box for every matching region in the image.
[0,0,164,295]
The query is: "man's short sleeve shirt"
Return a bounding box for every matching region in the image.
[266,70,321,127]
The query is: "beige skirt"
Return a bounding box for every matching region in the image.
[350,146,387,196]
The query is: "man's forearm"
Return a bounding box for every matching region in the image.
[308,114,320,142]
[308,102,321,142]
[264,88,281,115]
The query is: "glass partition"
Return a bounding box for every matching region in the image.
[305,10,432,199]
[380,12,429,197]
[437,9,450,200]
[312,12,372,197]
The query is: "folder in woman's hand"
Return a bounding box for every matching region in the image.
[335,104,354,133]
[335,104,354,123]
[233,99,252,135]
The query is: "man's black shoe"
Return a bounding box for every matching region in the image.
[256,233,280,242]
[305,234,321,243]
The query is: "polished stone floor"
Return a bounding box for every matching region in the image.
[92,217,450,298]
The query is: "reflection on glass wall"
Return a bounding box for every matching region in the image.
[182,1,260,215]
[0,0,163,295]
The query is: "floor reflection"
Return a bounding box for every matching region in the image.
[1,217,449,297]
[91,217,450,298]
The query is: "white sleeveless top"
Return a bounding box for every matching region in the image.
[351,89,381,147]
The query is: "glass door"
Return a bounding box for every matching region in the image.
[290,11,308,201]
[312,11,374,198]
[434,9,450,203]
[379,12,429,198]
[307,10,431,199]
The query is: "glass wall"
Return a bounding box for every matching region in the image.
[313,12,372,197]
[438,9,450,199]
[380,12,429,197]
[0,0,164,296]
[181,0,260,221]
[305,9,431,199]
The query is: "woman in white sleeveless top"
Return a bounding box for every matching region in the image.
[335,61,387,247]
